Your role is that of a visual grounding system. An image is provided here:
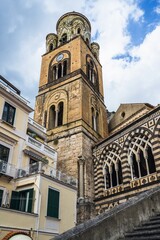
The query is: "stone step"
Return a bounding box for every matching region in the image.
[124,236,160,240]
[134,223,160,231]
[150,214,160,221]
[125,229,160,237]
[143,219,160,226]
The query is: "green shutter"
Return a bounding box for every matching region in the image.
[47,188,59,218]
[28,188,34,213]
[10,191,20,210]
[0,190,3,206]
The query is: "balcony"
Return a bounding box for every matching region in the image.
[28,117,46,133]
[17,162,77,188]
[0,160,16,178]
[26,135,57,159]
[50,169,78,188]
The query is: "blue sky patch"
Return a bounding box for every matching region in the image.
[112,53,140,64]
[127,0,160,46]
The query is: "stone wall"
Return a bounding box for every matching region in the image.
[53,186,160,240]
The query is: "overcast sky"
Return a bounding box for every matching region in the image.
[0,0,160,113]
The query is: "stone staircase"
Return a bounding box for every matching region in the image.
[53,186,160,240]
[120,214,160,240]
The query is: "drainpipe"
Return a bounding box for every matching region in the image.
[35,175,42,240]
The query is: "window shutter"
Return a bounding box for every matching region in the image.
[28,188,34,213]
[0,190,3,206]
[47,188,59,218]
[10,191,20,210]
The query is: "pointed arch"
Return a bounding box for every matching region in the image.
[124,128,156,180]
[100,143,123,189]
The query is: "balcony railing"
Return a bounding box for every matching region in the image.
[0,159,77,187]
[0,160,16,178]
[17,162,77,188]
[0,81,30,105]
[28,118,46,133]
[26,135,57,159]
[50,168,78,188]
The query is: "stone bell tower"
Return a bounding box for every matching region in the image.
[34,11,108,222]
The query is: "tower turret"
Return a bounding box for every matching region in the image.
[56,12,91,46]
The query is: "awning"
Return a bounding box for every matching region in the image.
[23,149,48,164]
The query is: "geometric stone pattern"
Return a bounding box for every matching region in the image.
[93,108,160,214]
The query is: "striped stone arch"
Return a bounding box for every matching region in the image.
[123,127,157,181]
[93,154,104,198]
[94,142,122,198]
[153,117,160,137]
[152,118,160,175]
[123,127,153,155]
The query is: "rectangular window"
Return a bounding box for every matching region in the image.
[2,102,16,125]
[47,188,60,218]
[0,144,10,162]
[0,189,3,206]
[0,144,10,173]
[10,188,33,213]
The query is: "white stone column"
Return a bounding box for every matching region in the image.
[144,149,150,175]
[115,163,119,186]
[136,153,141,178]
[55,106,59,127]
[109,165,113,188]
[78,156,85,201]
[61,63,64,77]
[129,155,134,180]
[56,66,58,79]
[103,167,107,189]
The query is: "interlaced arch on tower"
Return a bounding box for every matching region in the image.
[43,90,68,130]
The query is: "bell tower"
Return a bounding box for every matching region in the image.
[34,11,108,222]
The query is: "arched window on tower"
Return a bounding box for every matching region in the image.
[63,60,67,76]
[87,59,97,86]
[49,43,53,51]
[48,102,64,129]
[86,38,89,45]
[91,107,95,130]
[43,111,47,128]
[52,60,68,81]
[57,102,63,126]
[49,105,56,129]
[91,107,99,132]
[60,33,67,44]
[77,28,81,34]
[58,63,62,78]
[53,66,57,80]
